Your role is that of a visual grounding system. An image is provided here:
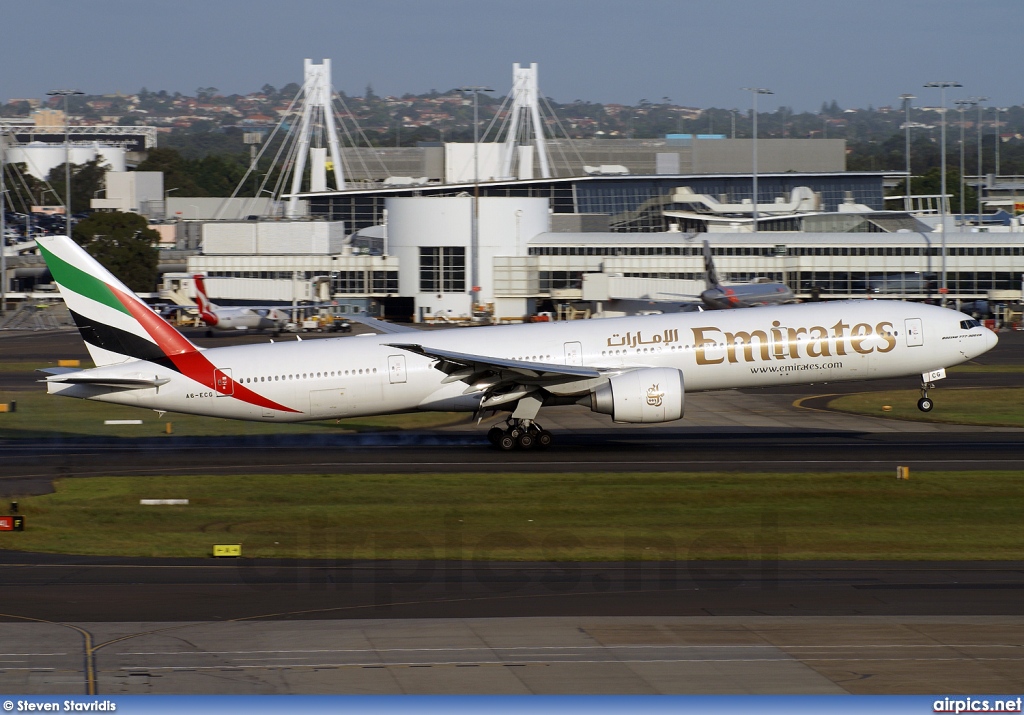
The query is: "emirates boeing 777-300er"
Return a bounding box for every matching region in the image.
[38,235,997,449]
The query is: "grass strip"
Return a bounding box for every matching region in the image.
[827,387,1024,427]
[5,471,1024,561]
[0,388,465,438]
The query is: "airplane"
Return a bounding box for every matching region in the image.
[37,235,997,450]
[698,240,797,309]
[193,274,290,336]
[656,240,796,310]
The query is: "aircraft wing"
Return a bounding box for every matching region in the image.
[348,315,420,334]
[385,343,605,408]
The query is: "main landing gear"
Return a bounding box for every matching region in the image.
[487,418,553,450]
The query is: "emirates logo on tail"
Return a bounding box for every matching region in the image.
[646,384,664,407]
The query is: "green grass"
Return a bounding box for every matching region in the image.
[6,471,1024,560]
[0,388,465,438]
[948,364,1024,374]
[827,387,1024,427]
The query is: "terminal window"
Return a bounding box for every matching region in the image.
[420,247,466,293]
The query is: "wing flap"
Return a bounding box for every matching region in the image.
[385,343,602,381]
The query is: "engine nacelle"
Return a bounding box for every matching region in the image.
[589,367,684,423]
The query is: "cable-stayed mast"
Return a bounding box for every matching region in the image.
[286,59,345,218]
[498,63,552,179]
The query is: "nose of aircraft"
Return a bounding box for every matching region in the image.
[985,324,1000,353]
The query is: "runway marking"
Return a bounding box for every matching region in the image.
[113,656,1024,671]
[792,393,845,413]
[0,613,96,695]
[117,643,1024,655]
[5,459,1024,481]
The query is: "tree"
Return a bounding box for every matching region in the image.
[47,158,107,214]
[71,211,160,292]
[135,148,203,195]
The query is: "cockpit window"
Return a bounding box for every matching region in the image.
[960,319,982,329]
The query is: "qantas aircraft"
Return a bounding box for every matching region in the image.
[193,274,290,336]
[698,240,796,309]
[38,235,996,449]
[658,240,796,310]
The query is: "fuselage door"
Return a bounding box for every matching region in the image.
[564,341,583,366]
[905,318,924,347]
[214,368,234,396]
[388,355,407,384]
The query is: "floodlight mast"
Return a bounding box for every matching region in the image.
[741,87,773,233]
[0,129,6,316]
[899,94,916,212]
[457,85,493,310]
[46,89,84,226]
[974,97,988,223]
[923,81,962,307]
[955,99,977,225]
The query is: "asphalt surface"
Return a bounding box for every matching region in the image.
[0,555,1022,622]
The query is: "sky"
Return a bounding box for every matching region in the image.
[1,0,1020,112]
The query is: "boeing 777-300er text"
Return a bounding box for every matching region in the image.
[194,274,289,336]
[38,235,997,449]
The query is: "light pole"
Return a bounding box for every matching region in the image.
[899,94,916,211]
[974,97,988,222]
[730,109,738,139]
[954,99,976,226]
[994,107,1006,179]
[46,89,84,230]
[0,129,6,316]
[164,187,179,221]
[741,87,773,233]
[924,81,962,307]
[456,85,492,309]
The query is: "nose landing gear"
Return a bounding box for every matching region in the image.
[918,381,935,412]
[487,418,553,450]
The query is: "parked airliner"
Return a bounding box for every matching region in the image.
[194,274,289,336]
[38,235,996,449]
[698,239,797,308]
[659,240,796,310]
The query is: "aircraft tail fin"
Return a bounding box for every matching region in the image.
[36,235,200,367]
[702,240,720,290]
[192,274,220,325]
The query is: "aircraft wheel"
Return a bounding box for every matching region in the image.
[498,433,516,451]
[517,432,535,450]
[487,427,504,446]
[917,397,934,412]
[536,430,553,448]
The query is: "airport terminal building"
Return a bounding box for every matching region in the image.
[178,170,1024,323]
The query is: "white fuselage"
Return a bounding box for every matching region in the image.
[50,301,996,422]
[203,306,288,333]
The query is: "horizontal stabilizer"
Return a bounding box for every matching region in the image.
[36,367,84,376]
[43,374,170,389]
[347,315,420,334]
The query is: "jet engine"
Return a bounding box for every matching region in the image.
[588,367,684,423]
